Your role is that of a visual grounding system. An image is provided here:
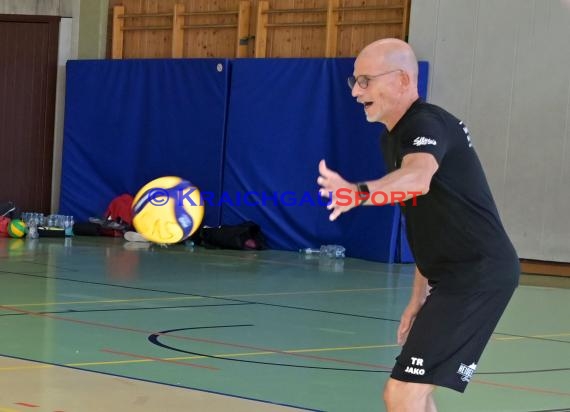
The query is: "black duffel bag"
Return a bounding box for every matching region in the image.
[195,221,267,250]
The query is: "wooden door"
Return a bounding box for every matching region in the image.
[0,15,59,213]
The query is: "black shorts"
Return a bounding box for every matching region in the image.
[390,286,516,392]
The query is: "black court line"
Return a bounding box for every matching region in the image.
[3,270,569,373]
[150,327,570,376]
[149,327,393,373]
[153,324,254,331]
[1,304,396,373]
[527,408,570,412]
[2,270,569,377]
[0,269,400,322]
[0,352,324,412]
[19,260,80,272]
[0,302,254,317]
[5,269,570,342]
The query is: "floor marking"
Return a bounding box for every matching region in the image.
[494,332,570,341]
[0,272,403,322]
[62,344,400,369]
[100,348,219,371]
[0,305,392,370]
[473,378,570,397]
[0,303,253,318]
[6,296,205,307]
[5,287,409,308]
[68,343,400,367]
[218,287,411,298]
[14,403,39,408]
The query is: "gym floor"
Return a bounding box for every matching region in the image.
[0,236,568,412]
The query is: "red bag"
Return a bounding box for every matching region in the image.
[105,194,134,226]
[98,194,134,237]
[0,216,10,237]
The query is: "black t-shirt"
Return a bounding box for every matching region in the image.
[383,100,519,290]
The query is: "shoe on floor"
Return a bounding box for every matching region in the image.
[124,231,149,242]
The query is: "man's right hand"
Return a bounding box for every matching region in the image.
[397,303,422,345]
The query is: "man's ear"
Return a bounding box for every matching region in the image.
[400,70,411,88]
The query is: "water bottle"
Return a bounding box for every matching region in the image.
[299,247,321,255]
[28,218,39,239]
[299,244,345,258]
[64,216,74,237]
[321,244,345,258]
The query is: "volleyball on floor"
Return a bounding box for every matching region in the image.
[8,219,28,238]
[131,176,204,244]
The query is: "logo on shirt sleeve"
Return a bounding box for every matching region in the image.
[459,121,473,148]
[413,136,437,147]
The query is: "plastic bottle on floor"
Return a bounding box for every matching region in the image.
[299,245,345,258]
[27,218,39,239]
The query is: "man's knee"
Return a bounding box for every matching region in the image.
[383,378,406,406]
[383,378,435,410]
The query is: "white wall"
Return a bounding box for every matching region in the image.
[51,17,74,214]
[409,0,570,262]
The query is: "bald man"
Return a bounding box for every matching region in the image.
[317,39,519,411]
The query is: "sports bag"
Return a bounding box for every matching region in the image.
[196,221,267,250]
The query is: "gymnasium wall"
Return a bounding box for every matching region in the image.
[60,58,428,263]
[106,0,410,59]
[409,0,570,263]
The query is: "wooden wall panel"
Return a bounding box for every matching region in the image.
[121,0,174,58]
[108,0,410,58]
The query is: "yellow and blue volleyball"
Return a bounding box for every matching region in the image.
[131,176,204,244]
[8,219,28,238]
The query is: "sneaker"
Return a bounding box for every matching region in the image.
[124,231,149,242]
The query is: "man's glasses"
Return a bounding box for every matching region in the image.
[347,69,402,90]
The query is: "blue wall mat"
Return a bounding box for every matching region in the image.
[418,61,429,102]
[60,59,229,225]
[222,58,400,262]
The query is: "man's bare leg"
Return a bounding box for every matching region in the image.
[383,378,437,412]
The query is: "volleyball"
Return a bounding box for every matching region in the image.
[8,219,28,238]
[131,176,204,244]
